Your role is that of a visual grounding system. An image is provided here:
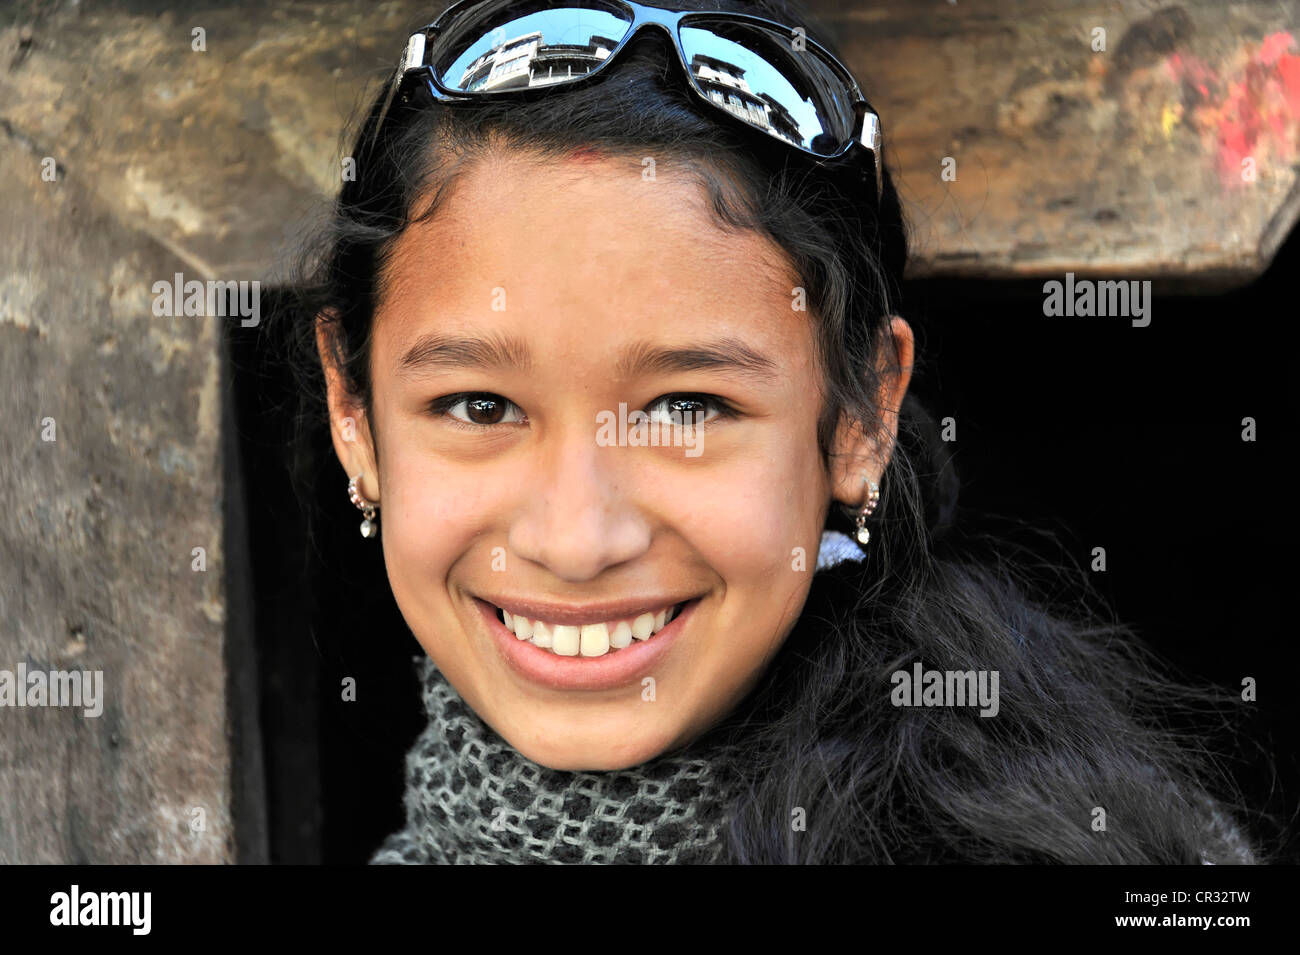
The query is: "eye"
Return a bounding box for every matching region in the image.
[645,394,736,426]
[430,392,527,428]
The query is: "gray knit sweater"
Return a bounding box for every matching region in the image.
[370,655,736,864]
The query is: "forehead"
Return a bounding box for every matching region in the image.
[373,149,812,360]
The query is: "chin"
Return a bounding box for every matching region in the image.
[505,724,681,772]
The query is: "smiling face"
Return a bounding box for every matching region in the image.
[320,146,910,770]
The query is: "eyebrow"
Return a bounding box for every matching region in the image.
[396,331,531,377]
[395,332,780,382]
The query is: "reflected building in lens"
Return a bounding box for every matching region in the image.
[458,31,804,148]
[687,52,801,147]
[459,32,619,91]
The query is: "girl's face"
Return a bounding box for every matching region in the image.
[322,147,911,770]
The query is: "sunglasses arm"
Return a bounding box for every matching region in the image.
[856,107,884,204]
[370,29,436,147]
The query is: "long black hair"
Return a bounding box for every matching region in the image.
[273,0,1266,863]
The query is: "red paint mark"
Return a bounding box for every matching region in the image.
[1276,45,1300,114]
[1165,31,1300,187]
[1259,32,1294,65]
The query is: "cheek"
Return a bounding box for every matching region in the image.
[375,432,501,584]
[669,444,825,583]
[662,450,821,697]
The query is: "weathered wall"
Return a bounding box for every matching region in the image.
[817,0,1300,282]
[0,139,239,862]
[1,1,1296,289]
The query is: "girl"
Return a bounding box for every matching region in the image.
[277,0,1261,863]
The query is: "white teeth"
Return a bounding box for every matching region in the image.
[631,612,655,640]
[580,623,609,657]
[552,625,580,656]
[496,602,686,657]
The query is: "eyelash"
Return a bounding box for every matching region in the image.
[427,392,739,432]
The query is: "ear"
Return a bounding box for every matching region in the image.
[315,311,381,503]
[829,315,914,510]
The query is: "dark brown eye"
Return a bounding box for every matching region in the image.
[646,394,733,425]
[434,393,526,427]
[465,396,505,424]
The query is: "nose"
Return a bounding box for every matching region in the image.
[507,423,651,582]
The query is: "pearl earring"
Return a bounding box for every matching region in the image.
[348,474,380,539]
[854,476,880,546]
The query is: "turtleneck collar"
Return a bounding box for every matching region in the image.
[370,655,742,864]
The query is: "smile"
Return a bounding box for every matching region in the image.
[474,595,701,691]
[490,601,685,658]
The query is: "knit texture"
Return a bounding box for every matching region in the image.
[370,655,740,864]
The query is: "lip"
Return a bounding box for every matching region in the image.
[474,595,701,691]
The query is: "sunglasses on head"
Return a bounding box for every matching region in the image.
[368,0,883,203]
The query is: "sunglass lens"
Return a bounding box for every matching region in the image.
[433,0,634,93]
[677,19,856,156]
